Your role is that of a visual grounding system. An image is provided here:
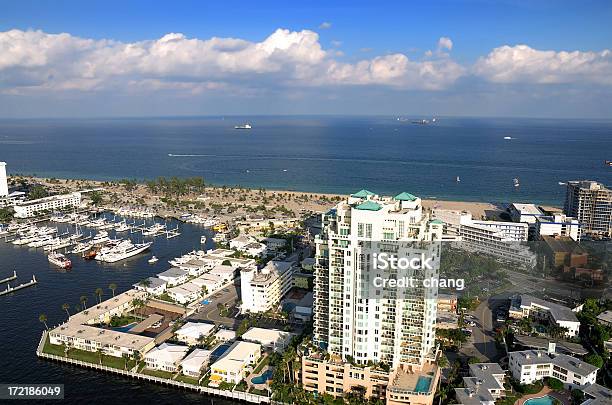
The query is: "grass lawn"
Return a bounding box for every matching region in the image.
[250,387,268,396]
[234,382,248,392]
[142,368,175,379]
[252,355,270,374]
[42,338,66,356]
[43,338,135,370]
[175,374,200,385]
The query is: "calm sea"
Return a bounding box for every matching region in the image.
[1,116,611,205]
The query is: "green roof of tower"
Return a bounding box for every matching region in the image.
[394,192,417,201]
[351,189,375,198]
[355,200,382,211]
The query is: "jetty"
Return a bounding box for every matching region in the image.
[0,270,17,284]
[0,275,37,296]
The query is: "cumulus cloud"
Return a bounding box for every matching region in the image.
[437,37,453,51]
[318,22,332,30]
[0,28,466,94]
[474,44,612,84]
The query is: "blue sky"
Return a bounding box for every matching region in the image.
[1,0,611,118]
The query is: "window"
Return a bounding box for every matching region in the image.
[358,223,364,237]
[366,224,372,238]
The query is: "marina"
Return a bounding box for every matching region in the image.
[0,270,17,284]
[0,275,37,297]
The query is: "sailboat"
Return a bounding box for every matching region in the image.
[513,178,520,187]
[456,176,460,182]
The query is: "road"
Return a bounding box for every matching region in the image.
[189,279,241,327]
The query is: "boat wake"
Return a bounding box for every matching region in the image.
[168,154,209,157]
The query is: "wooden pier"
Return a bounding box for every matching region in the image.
[0,270,17,284]
[0,275,37,296]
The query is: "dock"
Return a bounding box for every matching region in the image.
[0,270,17,284]
[0,275,37,296]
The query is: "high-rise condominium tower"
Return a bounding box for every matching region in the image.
[564,180,612,237]
[313,190,443,370]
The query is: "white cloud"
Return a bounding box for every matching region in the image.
[318,22,332,30]
[0,28,466,93]
[437,37,453,51]
[331,40,342,48]
[474,44,612,84]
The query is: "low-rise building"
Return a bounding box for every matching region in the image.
[193,273,224,293]
[167,282,201,304]
[208,264,237,283]
[580,383,612,405]
[509,347,598,389]
[157,268,189,286]
[262,237,287,251]
[437,294,457,313]
[542,235,588,269]
[509,203,544,239]
[229,235,258,250]
[214,329,236,342]
[144,343,190,372]
[509,294,580,337]
[180,348,212,378]
[14,192,82,218]
[210,341,261,385]
[177,259,208,276]
[175,322,216,345]
[535,214,581,241]
[240,261,294,313]
[596,310,612,327]
[241,327,293,350]
[133,277,167,295]
[454,363,506,405]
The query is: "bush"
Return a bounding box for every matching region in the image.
[546,377,563,391]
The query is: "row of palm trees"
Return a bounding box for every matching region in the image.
[39,283,119,330]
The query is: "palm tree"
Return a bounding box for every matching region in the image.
[108,283,117,297]
[80,295,88,310]
[95,288,104,304]
[61,303,70,318]
[122,353,130,370]
[97,348,104,365]
[39,313,49,330]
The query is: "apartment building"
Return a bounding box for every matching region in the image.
[564,181,612,237]
[144,343,190,372]
[240,261,294,313]
[508,294,580,337]
[509,347,598,389]
[14,192,82,218]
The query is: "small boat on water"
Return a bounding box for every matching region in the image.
[200,235,207,244]
[48,252,72,269]
[234,124,252,129]
[558,182,566,186]
[504,136,513,140]
[148,255,158,264]
[83,249,98,260]
[456,176,460,182]
[513,178,520,187]
[605,160,612,167]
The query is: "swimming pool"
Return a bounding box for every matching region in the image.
[414,376,432,393]
[251,369,273,384]
[112,322,136,333]
[210,343,231,360]
[524,395,554,405]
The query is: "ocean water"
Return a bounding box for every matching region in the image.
[0,215,236,404]
[0,116,611,205]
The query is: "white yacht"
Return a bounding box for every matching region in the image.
[115,221,130,232]
[200,235,207,244]
[95,241,153,263]
[48,252,72,269]
[28,234,55,248]
[148,255,158,264]
[91,231,110,245]
[234,123,252,129]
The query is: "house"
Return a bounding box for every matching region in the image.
[133,277,167,295]
[167,282,201,304]
[175,322,216,345]
[209,341,261,385]
[300,257,315,272]
[262,237,287,251]
[144,343,190,372]
[192,273,223,294]
[177,259,208,276]
[241,327,294,350]
[180,349,212,378]
[596,310,612,327]
[580,383,612,405]
[157,268,189,286]
[241,242,268,257]
[508,294,580,337]
[208,264,236,283]
[509,346,598,389]
[214,329,236,342]
[454,363,506,405]
[229,234,257,250]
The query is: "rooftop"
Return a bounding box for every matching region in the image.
[513,294,579,323]
[355,200,382,211]
[158,267,189,278]
[180,348,212,369]
[596,310,612,324]
[176,322,215,339]
[145,343,189,363]
[510,350,599,376]
[211,341,261,372]
[511,203,544,216]
[542,235,586,255]
[242,327,292,344]
[351,189,375,198]
[134,277,167,289]
[394,192,417,201]
[51,323,155,351]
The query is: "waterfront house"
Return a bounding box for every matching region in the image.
[133,277,167,295]
[180,348,212,378]
[157,268,189,286]
[241,327,293,350]
[144,343,190,373]
[167,282,201,304]
[209,341,261,385]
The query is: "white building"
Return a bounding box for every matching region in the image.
[180,348,212,378]
[175,322,216,345]
[262,237,287,251]
[144,343,190,372]
[49,290,156,358]
[157,268,189,286]
[14,192,82,218]
[133,277,167,295]
[208,264,237,283]
[210,341,261,384]
[214,329,236,342]
[535,214,581,241]
[455,363,506,405]
[241,327,294,350]
[564,180,612,237]
[509,294,580,337]
[0,162,8,197]
[229,234,258,250]
[509,203,544,239]
[240,261,294,313]
[509,347,598,389]
[167,282,201,304]
[193,273,224,294]
[313,190,443,369]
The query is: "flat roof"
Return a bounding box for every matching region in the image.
[511,203,543,216]
[510,350,598,376]
[211,341,260,372]
[176,322,215,339]
[242,327,292,344]
[158,268,189,278]
[70,289,147,325]
[51,323,154,351]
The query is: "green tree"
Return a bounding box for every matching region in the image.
[89,191,103,206]
[95,288,104,304]
[546,377,564,390]
[29,185,48,200]
[584,353,604,368]
[108,283,117,297]
[39,313,49,330]
[80,295,88,310]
